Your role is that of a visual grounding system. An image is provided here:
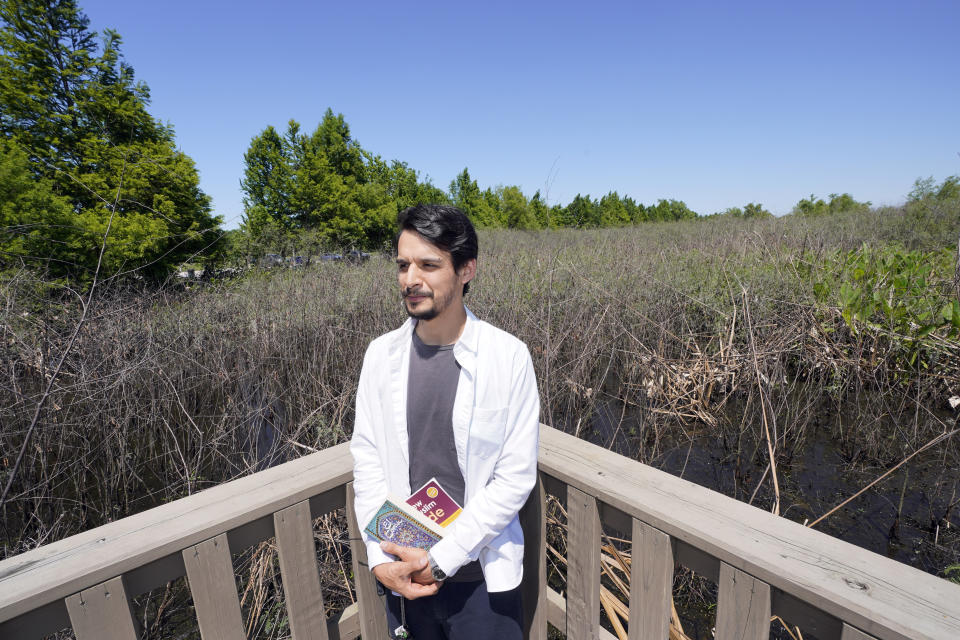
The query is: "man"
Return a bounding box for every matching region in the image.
[350,204,540,639]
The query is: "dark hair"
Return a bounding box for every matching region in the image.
[396,204,478,295]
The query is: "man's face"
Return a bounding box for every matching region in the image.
[396,229,473,321]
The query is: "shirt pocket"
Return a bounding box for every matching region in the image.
[469,406,508,460]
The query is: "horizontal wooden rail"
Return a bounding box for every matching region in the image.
[0,442,355,639]
[1,425,959,640]
[537,425,960,640]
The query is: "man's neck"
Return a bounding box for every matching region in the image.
[415,304,467,346]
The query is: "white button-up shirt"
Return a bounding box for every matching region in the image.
[350,307,540,592]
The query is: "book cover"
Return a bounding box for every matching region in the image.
[406,477,463,527]
[363,497,444,550]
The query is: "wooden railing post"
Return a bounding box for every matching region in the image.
[275,500,329,640]
[182,533,246,640]
[629,520,673,640]
[520,473,547,640]
[64,576,138,640]
[567,486,601,640]
[715,562,770,640]
[345,482,389,639]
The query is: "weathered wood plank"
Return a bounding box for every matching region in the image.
[537,425,960,640]
[520,473,547,640]
[716,562,770,640]
[541,472,567,504]
[672,538,718,582]
[771,587,842,639]
[842,624,879,640]
[0,442,353,630]
[327,602,360,640]
[546,587,617,640]
[630,520,673,640]
[567,485,601,640]
[182,534,245,640]
[345,482,388,640]
[275,500,329,640]
[64,575,138,640]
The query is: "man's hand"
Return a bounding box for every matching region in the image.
[372,541,440,599]
[379,541,437,585]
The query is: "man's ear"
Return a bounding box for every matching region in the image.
[458,258,477,285]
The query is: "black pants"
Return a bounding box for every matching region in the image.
[384,581,523,640]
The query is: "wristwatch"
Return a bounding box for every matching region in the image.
[427,551,447,582]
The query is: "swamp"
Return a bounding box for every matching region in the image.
[2,196,959,639]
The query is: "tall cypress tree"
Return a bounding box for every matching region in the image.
[0,0,221,281]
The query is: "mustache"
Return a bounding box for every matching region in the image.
[403,287,432,298]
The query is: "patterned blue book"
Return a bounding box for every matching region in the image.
[364,498,444,550]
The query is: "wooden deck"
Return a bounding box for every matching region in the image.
[1,425,958,640]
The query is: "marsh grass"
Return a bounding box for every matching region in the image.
[1,200,958,637]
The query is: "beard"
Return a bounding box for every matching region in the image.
[403,287,453,321]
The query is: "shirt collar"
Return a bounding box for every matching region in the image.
[390,306,479,375]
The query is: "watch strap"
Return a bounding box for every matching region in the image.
[427,552,447,581]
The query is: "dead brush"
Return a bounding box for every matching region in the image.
[2,205,958,634]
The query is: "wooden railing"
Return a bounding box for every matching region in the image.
[1,425,959,640]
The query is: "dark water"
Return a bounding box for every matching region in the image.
[586,399,959,571]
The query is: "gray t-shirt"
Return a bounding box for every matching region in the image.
[407,330,483,582]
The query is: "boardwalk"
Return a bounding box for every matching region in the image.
[2,425,959,640]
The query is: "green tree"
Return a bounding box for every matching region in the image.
[0,139,73,270]
[598,191,631,226]
[648,199,697,221]
[933,176,958,201]
[717,203,771,218]
[501,185,537,229]
[366,156,449,211]
[793,193,868,216]
[908,175,960,202]
[240,122,297,230]
[622,195,645,223]
[0,0,221,281]
[313,108,365,183]
[562,194,601,227]
[291,114,393,247]
[742,202,772,218]
[449,168,498,227]
[719,206,744,217]
[530,190,552,228]
[239,110,455,251]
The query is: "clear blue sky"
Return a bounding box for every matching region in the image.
[81,0,959,227]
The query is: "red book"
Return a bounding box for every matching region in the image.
[406,477,462,527]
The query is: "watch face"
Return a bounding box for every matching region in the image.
[429,558,446,581]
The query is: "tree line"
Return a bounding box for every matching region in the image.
[235,116,706,258]
[234,110,878,259]
[1,0,927,282]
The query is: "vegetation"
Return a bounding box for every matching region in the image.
[0,0,222,283]
[1,192,958,636]
[1,1,894,283]
[792,192,869,216]
[2,3,959,637]
[239,114,448,256]
[235,117,704,261]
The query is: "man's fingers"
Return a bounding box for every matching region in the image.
[395,557,427,576]
[379,542,427,568]
[403,581,440,599]
[379,541,401,556]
